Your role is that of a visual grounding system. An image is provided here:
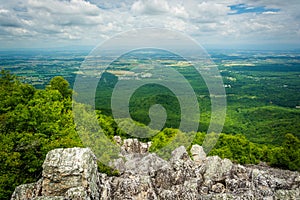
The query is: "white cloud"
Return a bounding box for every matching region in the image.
[171,5,189,19]
[131,0,169,15]
[0,0,299,49]
[28,0,100,16]
[196,2,230,18]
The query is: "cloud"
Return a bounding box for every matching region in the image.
[0,0,299,49]
[171,5,189,19]
[131,0,169,15]
[0,8,23,27]
[26,0,103,27]
[0,0,112,47]
[28,0,100,16]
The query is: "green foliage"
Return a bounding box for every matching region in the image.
[96,111,129,139]
[95,72,118,115]
[223,106,300,145]
[208,134,259,164]
[129,85,181,129]
[0,70,35,114]
[150,128,194,159]
[149,128,178,152]
[191,132,206,145]
[150,129,299,171]
[94,69,300,147]
[73,103,120,165]
[0,73,82,199]
[97,161,119,176]
[47,76,72,98]
[269,134,300,171]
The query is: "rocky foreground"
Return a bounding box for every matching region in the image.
[11,138,300,200]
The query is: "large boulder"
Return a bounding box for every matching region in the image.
[41,148,100,199]
[11,148,100,200]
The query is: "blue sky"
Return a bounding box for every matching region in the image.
[229,4,280,15]
[0,0,299,50]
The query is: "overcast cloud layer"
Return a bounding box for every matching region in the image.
[0,0,299,49]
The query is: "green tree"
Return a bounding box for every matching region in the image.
[48,76,72,98]
[269,134,300,171]
[0,73,82,199]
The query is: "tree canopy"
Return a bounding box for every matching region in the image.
[0,71,82,199]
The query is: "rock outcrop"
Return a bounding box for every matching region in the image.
[11,148,100,200]
[11,139,300,200]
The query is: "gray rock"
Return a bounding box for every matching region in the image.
[204,156,233,182]
[110,175,157,200]
[274,188,300,200]
[98,173,113,199]
[169,145,194,172]
[10,178,42,200]
[113,136,122,146]
[122,153,170,175]
[11,141,300,200]
[211,183,225,193]
[170,145,190,163]
[32,197,64,200]
[121,138,151,154]
[65,187,89,200]
[41,148,100,199]
[191,144,206,165]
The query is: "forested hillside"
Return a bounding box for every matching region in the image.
[0,70,299,199]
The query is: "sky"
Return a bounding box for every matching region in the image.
[0,0,299,50]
